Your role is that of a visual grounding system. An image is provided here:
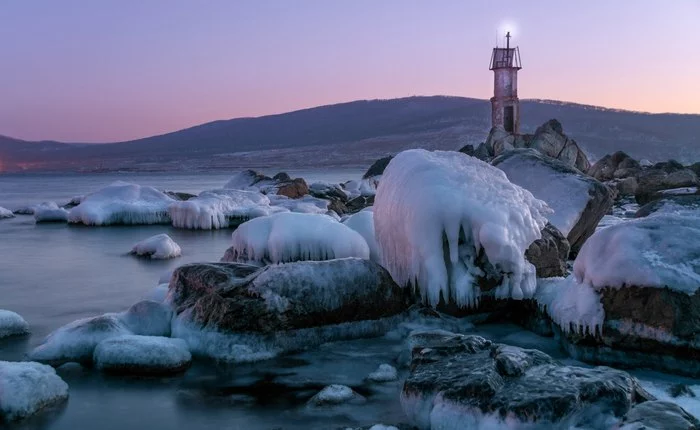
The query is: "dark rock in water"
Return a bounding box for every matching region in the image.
[272,172,292,182]
[276,178,309,199]
[525,223,570,278]
[346,195,374,214]
[401,331,652,429]
[363,156,393,179]
[493,149,613,255]
[620,401,699,430]
[667,384,696,399]
[164,191,197,201]
[169,259,411,334]
[634,193,700,218]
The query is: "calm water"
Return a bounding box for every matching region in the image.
[1,170,698,429]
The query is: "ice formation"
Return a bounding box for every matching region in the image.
[343,177,380,199]
[118,300,173,337]
[342,210,381,263]
[142,284,169,303]
[0,310,30,339]
[130,234,182,259]
[0,206,14,219]
[367,363,398,382]
[535,277,605,336]
[229,212,369,264]
[267,194,329,215]
[374,149,550,307]
[574,214,700,294]
[307,384,365,406]
[223,170,275,191]
[33,202,68,223]
[168,189,276,229]
[68,181,175,226]
[93,335,191,374]
[0,361,69,421]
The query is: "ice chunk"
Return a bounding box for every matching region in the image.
[535,276,604,336]
[343,177,379,199]
[374,149,549,308]
[168,189,277,229]
[307,384,366,406]
[267,194,329,214]
[130,234,182,259]
[68,181,175,226]
[93,335,191,375]
[228,212,369,264]
[117,300,173,337]
[0,361,69,421]
[33,202,68,223]
[0,206,14,219]
[0,310,30,339]
[367,363,398,382]
[342,211,381,263]
[574,214,700,294]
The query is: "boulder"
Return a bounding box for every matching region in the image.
[0,206,14,219]
[0,310,30,339]
[528,119,591,172]
[689,162,700,177]
[363,156,393,179]
[168,259,412,361]
[0,361,69,422]
[276,178,309,199]
[458,144,475,157]
[524,223,570,278]
[589,151,639,182]
[615,177,639,196]
[493,149,613,254]
[93,335,192,375]
[634,193,700,218]
[401,331,652,429]
[620,401,699,430]
[635,169,699,204]
[653,160,685,173]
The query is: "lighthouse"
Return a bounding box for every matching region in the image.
[489,32,522,133]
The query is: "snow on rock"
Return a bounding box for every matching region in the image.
[223,170,274,191]
[493,148,613,254]
[342,210,381,263]
[574,214,700,294]
[0,361,69,421]
[374,149,549,309]
[343,178,379,199]
[307,384,366,406]
[93,335,191,375]
[367,363,398,382]
[0,310,30,339]
[130,234,182,259]
[224,212,369,264]
[68,181,175,226]
[535,277,604,336]
[169,189,277,229]
[0,206,14,219]
[33,202,68,223]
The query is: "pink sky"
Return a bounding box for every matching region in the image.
[1,0,698,143]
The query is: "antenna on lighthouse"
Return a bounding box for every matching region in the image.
[506,31,511,50]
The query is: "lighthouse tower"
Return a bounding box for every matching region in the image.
[489,32,522,133]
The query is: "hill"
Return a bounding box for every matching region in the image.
[1,96,699,172]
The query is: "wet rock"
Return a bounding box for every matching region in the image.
[620,401,699,430]
[346,195,374,213]
[525,223,570,278]
[272,172,292,182]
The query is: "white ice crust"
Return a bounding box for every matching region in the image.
[0,310,30,339]
[131,234,182,259]
[229,212,369,264]
[169,189,276,229]
[33,202,68,223]
[68,181,175,226]
[0,361,69,421]
[367,363,398,382]
[574,214,700,294]
[0,206,15,219]
[535,277,605,336]
[93,335,191,371]
[374,149,549,308]
[342,210,382,263]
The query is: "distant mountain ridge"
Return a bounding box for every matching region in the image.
[1,96,699,173]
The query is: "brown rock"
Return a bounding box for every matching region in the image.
[276,178,309,199]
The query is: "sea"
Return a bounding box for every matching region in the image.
[0,170,698,429]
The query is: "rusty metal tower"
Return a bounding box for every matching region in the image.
[489,31,522,133]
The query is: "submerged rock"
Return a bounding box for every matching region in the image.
[0,361,69,422]
[93,335,191,375]
[401,331,652,429]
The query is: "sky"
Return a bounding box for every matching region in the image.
[1,1,699,143]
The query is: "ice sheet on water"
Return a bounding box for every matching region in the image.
[0,361,69,421]
[130,233,182,259]
[374,149,549,308]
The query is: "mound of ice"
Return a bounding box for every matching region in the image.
[0,310,30,339]
[367,363,398,382]
[33,202,68,223]
[267,194,329,215]
[574,214,700,294]
[0,361,69,421]
[342,211,381,263]
[68,181,175,226]
[169,189,276,229]
[374,149,549,308]
[343,178,379,199]
[93,335,191,375]
[307,384,366,406]
[228,212,369,264]
[535,277,604,336]
[130,234,181,259]
[0,206,14,219]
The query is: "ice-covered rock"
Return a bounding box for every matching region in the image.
[224,170,310,199]
[93,335,191,375]
[0,310,30,339]
[0,361,69,422]
[367,364,397,382]
[524,223,570,278]
[118,300,173,337]
[374,149,550,310]
[307,384,365,406]
[0,206,14,219]
[493,148,613,254]
[68,181,175,226]
[267,194,329,215]
[401,331,652,430]
[223,169,272,190]
[342,210,381,263]
[343,178,379,199]
[168,189,275,229]
[33,202,68,223]
[223,212,369,265]
[130,234,182,259]
[168,259,410,362]
[142,284,169,303]
[620,401,700,430]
